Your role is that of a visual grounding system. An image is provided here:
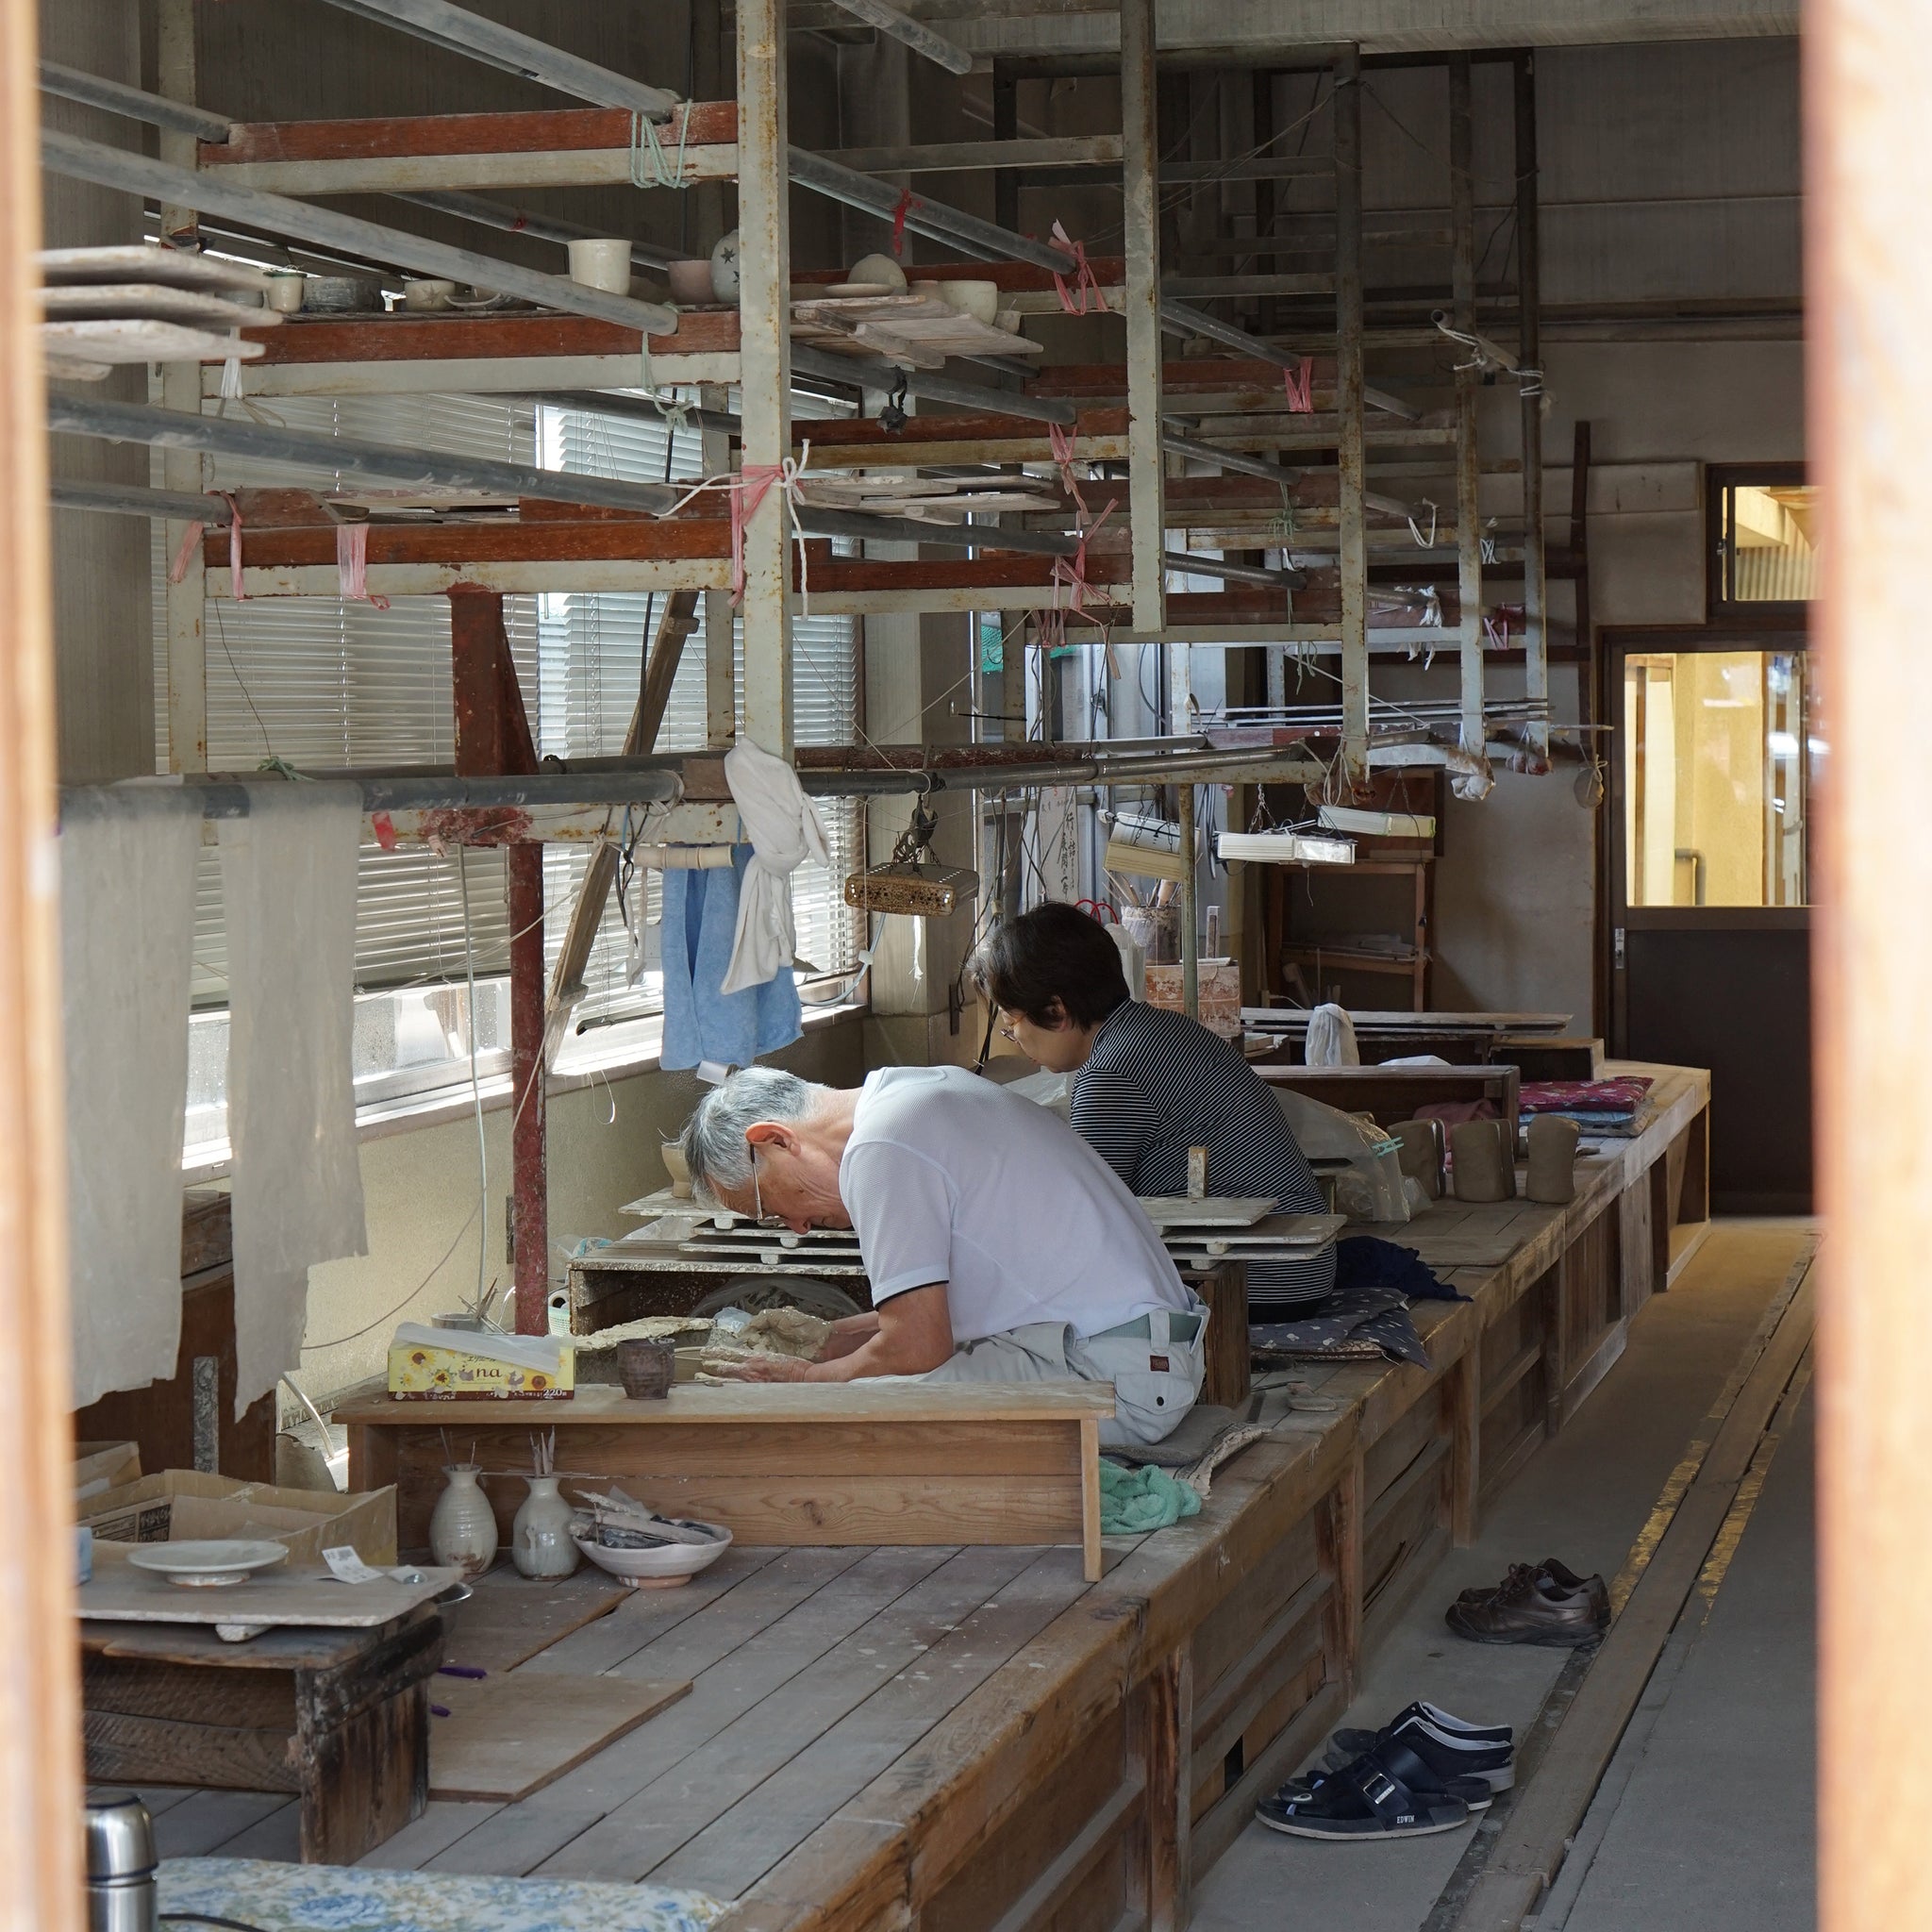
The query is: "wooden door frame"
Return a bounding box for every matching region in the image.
[1601,625,1812,1056]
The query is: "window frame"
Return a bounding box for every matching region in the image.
[1705,460,1812,626]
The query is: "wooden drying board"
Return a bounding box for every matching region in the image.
[447,1565,632,1674]
[429,1672,691,1802]
[339,1380,1115,1582]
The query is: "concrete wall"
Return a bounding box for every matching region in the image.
[42,0,154,784]
[295,1018,865,1406]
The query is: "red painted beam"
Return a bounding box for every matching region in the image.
[447,588,547,1337]
[241,308,739,365]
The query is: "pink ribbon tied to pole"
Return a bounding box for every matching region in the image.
[663,444,816,615]
[891,188,923,258]
[1049,220,1106,316]
[335,521,391,609]
[1282,356,1315,412]
[167,491,247,599]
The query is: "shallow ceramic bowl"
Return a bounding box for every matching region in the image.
[573,1522,732,1590]
[127,1540,289,1589]
[847,251,908,293]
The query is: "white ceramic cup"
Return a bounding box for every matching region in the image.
[263,271,307,314]
[936,278,999,326]
[403,277,456,312]
[568,238,634,294]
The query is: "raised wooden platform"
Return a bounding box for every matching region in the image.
[145,1061,1708,1926]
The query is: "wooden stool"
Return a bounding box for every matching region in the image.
[80,1608,441,1862]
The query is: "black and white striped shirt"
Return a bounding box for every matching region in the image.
[1070,1000,1336,1318]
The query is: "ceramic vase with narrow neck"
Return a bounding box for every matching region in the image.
[512,1474,580,1579]
[428,1465,498,1579]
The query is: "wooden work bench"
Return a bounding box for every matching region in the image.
[151,1061,1707,1932]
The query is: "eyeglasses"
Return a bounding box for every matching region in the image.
[747,1138,765,1224]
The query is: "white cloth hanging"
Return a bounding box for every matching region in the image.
[720,738,829,995]
[219,782,368,1417]
[62,787,202,1409]
[1305,1003,1361,1067]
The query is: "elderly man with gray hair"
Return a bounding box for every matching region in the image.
[676,1063,1208,1447]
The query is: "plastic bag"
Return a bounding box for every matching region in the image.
[1273,1085,1411,1224]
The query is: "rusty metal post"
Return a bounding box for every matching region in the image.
[700,382,737,746]
[448,589,546,1335]
[1450,54,1486,774]
[1122,0,1165,640]
[1334,49,1368,790]
[736,0,793,758]
[157,0,206,774]
[1178,782,1199,1022]
[1814,6,1932,1930]
[1515,52,1549,766]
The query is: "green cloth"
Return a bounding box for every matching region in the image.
[1099,1457,1202,1534]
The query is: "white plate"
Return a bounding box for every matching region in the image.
[573,1523,731,1590]
[127,1540,290,1589]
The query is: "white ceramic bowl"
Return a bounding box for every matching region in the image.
[848,252,908,294]
[937,278,999,327]
[127,1540,289,1589]
[573,1523,732,1590]
[666,259,716,305]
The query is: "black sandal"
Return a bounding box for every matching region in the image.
[1256,1745,1474,1842]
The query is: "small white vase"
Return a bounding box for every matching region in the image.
[428,1465,498,1579]
[512,1474,580,1579]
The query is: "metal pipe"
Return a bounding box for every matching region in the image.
[47,394,1081,558]
[1451,55,1486,773]
[822,0,974,75]
[42,129,681,336]
[1515,52,1549,765]
[1335,50,1369,788]
[308,0,680,118]
[393,191,682,272]
[1160,426,1303,487]
[1162,552,1302,590]
[50,480,233,524]
[38,60,231,139]
[790,341,1077,426]
[1178,782,1200,1020]
[510,389,742,437]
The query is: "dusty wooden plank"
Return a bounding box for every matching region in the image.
[430,1674,691,1803]
[647,1548,1091,1898]
[207,103,738,166]
[212,1800,304,1863]
[354,1800,504,1871]
[423,1546,959,1877]
[446,1566,631,1674]
[522,1545,791,1676]
[537,1545,1046,1883]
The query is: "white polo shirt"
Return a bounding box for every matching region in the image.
[838,1065,1191,1342]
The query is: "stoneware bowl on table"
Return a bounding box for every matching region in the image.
[666,259,715,305]
[126,1540,289,1589]
[573,1522,733,1589]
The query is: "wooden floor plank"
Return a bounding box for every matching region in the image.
[431,1674,691,1802]
[446,1562,633,1674]
[650,1546,1093,1898]
[354,1801,504,1870]
[521,1545,788,1677]
[213,1800,304,1863]
[422,1545,958,1878]
[534,1542,1043,1883]
[154,1790,295,1859]
[132,1786,195,1817]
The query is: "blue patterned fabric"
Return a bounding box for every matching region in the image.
[158,1858,724,1932]
[659,844,802,1072]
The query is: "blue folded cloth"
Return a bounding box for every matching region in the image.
[1335,1234,1467,1302]
[659,844,802,1073]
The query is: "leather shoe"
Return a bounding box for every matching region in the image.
[1456,1557,1610,1624]
[1445,1560,1609,1648]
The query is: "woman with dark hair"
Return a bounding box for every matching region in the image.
[973,902,1335,1318]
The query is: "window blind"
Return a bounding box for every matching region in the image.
[151,390,862,1025]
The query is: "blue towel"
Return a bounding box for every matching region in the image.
[659,845,802,1072]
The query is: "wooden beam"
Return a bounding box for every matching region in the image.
[1335,49,1369,789]
[1123,0,1165,641]
[0,0,85,1907]
[1815,7,1932,1932]
[1451,54,1486,780]
[1516,52,1549,765]
[737,0,793,758]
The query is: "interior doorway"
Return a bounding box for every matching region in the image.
[1608,631,1818,1212]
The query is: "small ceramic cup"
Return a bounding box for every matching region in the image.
[619,1339,677,1401]
[263,270,307,314]
[666,259,715,305]
[404,277,456,312]
[1450,1118,1515,1204]
[1525,1115,1582,1204]
[567,238,634,294]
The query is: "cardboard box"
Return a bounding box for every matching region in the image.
[79,1470,397,1567]
[75,1441,141,1504]
[387,1340,575,1399]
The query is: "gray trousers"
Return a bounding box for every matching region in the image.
[922,1302,1208,1446]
